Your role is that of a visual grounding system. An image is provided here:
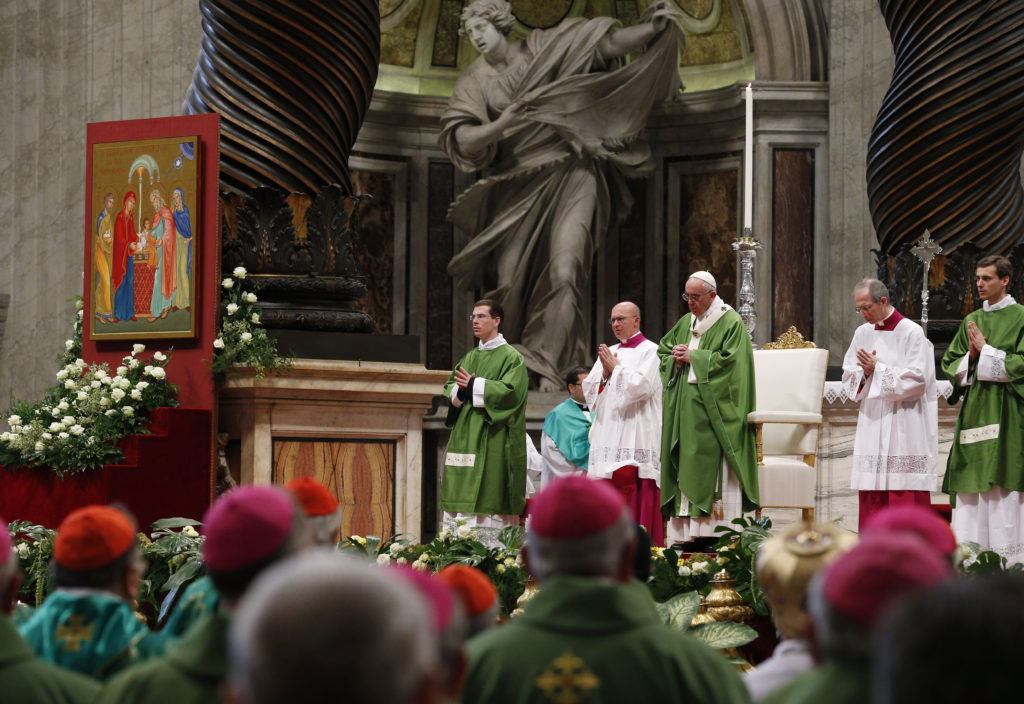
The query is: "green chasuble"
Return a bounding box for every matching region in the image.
[0,614,99,704]
[19,590,167,680]
[441,340,528,515]
[658,309,758,516]
[762,661,868,704]
[160,575,219,639]
[462,576,751,704]
[941,303,1024,502]
[94,612,229,704]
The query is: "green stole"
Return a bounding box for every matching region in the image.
[441,341,528,515]
[941,302,1024,501]
[658,309,758,516]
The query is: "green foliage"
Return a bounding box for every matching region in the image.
[713,516,773,616]
[7,520,56,608]
[0,300,178,475]
[955,541,1024,575]
[340,524,528,617]
[655,591,758,650]
[137,518,205,624]
[209,268,292,381]
[647,548,718,602]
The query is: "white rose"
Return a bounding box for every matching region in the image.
[75,359,87,368]
[76,391,88,401]
[75,298,83,310]
[678,565,692,577]
[240,332,253,343]
[496,564,507,574]
[226,303,239,315]
[411,560,428,571]
[56,369,68,380]
[130,389,143,401]
[116,377,131,389]
[90,380,102,389]
[58,432,69,440]
[65,380,77,390]
[504,557,516,567]
[105,409,118,417]
[149,367,167,380]
[62,416,75,425]
[99,397,110,406]
[111,388,126,401]
[57,401,69,411]
[16,543,29,558]
[396,557,408,565]
[48,422,62,432]
[6,415,20,426]
[389,542,403,556]
[64,339,74,350]
[251,313,260,324]
[233,266,247,279]
[144,366,154,375]
[77,309,84,319]
[1,432,11,441]
[244,292,258,304]
[135,382,149,391]
[692,561,709,574]
[376,554,392,566]
[41,432,52,440]
[128,358,140,369]
[213,337,225,349]
[153,351,167,362]
[122,407,135,417]
[222,278,234,289]
[116,366,128,377]
[132,343,146,355]
[34,442,44,452]
[51,408,61,417]
[456,524,473,539]
[94,370,108,380]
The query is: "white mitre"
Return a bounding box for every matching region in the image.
[688,270,717,290]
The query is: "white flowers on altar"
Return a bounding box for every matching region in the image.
[122,407,134,417]
[233,266,247,279]
[148,367,167,380]
[240,332,253,343]
[132,344,146,355]
[226,303,239,315]
[250,313,260,324]
[111,388,126,402]
[244,292,258,304]
[222,278,234,289]
[153,351,167,362]
[213,337,225,349]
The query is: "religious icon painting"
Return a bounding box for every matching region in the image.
[87,135,200,340]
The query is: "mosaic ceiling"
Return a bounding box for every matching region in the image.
[378,0,755,95]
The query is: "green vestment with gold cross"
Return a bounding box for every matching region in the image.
[18,590,168,680]
[441,340,528,515]
[462,576,752,704]
[941,302,1024,503]
[658,309,759,517]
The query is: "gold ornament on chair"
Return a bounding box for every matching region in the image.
[762,326,817,350]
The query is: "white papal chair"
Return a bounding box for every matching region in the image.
[748,327,828,522]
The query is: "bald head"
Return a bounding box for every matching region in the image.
[609,302,641,342]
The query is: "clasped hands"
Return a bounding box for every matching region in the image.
[967,321,987,360]
[598,344,620,378]
[671,343,690,368]
[454,366,475,390]
[856,348,878,377]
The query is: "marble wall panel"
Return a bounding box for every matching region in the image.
[772,148,814,340]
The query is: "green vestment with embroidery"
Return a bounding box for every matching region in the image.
[462,576,752,704]
[658,309,759,516]
[441,343,528,515]
[18,590,167,680]
[941,303,1024,502]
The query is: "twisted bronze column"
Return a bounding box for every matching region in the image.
[183,0,380,196]
[867,0,1024,255]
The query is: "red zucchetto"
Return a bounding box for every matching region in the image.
[202,486,295,573]
[437,564,498,616]
[54,505,136,570]
[283,476,340,517]
[529,476,626,540]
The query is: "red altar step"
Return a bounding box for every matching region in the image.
[0,407,214,530]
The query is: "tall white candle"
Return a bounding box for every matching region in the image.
[744,82,753,231]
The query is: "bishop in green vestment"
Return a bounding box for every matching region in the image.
[441,300,528,520]
[658,273,757,544]
[941,255,1024,562]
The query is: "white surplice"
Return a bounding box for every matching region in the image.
[841,316,938,491]
[581,336,663,483]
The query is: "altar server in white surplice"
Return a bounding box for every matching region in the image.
[582,302,664,546]
[842,278,938,528]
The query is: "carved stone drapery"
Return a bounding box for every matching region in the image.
[221,185,374,333]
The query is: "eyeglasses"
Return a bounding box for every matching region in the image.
[681,293,705,303]
[854,303,877,314]
[608,316,636,325]
[469,314,492,321]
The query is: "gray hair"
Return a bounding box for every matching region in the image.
[854,278,888,303]
[525,510,634,581]
[306,508,343,547]
[229,552,437,704]
[806,572,872,665]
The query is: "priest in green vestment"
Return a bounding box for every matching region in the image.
[462,476,752,704]
[0,514,99,703]
[94,485,311,704]
[658,271,758,546]
[441,298,528,532]
[941,254,1024,563]
[18,505,168,680]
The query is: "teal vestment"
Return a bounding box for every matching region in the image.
[160,575,219,639]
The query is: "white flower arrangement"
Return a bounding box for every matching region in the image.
[210,268,291,380]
